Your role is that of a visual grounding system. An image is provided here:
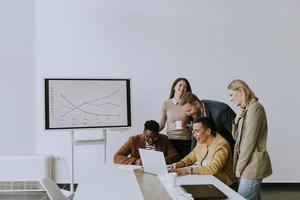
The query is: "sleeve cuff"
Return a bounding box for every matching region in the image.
[177,161,185,168]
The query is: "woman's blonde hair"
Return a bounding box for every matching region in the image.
[228,79,258,106]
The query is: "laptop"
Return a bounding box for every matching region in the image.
[138,148,168,175]
[180,184,227,200]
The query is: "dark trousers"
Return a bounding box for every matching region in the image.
[230,182,238,192]
[170,139,192,159]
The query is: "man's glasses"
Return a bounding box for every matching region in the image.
[144,130,159,143]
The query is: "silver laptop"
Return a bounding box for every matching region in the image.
[139,148,168,176]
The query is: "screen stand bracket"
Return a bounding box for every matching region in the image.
[70,129,107,192]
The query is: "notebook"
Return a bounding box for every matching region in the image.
[138,148,168,175]
[180,184,227,200]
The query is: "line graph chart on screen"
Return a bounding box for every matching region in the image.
[45,78,131,129]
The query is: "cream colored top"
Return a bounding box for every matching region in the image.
[159,98,191,140]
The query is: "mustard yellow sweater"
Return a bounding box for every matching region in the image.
[176,133,236,186]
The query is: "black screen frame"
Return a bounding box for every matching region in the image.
[45,78,131,130]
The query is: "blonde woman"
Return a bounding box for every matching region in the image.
[228,79,272,200]
[159,78,192,159]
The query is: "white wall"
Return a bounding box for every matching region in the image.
[34,0,300,182]
[0,0,36,154]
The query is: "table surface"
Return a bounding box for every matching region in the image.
[160,173,245,200]
[74,164,245,200]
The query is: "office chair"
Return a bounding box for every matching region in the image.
[41,178,75,200]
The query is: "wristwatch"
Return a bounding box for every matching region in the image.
[189,167,193,174]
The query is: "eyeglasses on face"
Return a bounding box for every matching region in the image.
[144,130,158,141]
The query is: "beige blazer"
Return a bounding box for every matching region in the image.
[232,99,272,179]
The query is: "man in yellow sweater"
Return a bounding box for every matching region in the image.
[169,117,236,187]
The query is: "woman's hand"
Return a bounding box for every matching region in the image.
[234,108,246,124]
[175,168,189,175]
[182,122,188,130]
[168,163,190,175]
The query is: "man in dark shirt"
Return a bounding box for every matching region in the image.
[180,92,236,152]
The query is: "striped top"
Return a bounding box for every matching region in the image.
[145,141,156,151]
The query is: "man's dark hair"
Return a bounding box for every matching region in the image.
[193,117,217,136]
[144,120,159,132]
[179,92,201,106]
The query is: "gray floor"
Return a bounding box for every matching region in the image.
[261,184,300,200]
[0,187,299,200]
[263,190,300,200]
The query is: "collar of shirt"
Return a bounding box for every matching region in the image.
[201,102,207,117]
[171,97,179,105]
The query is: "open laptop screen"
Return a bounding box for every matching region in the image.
[138,148,168,176]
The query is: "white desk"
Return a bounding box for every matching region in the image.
[160,175,245,200]
[74,164,245,200]
[74,165,144,200]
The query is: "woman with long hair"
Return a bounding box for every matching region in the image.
[228,79,272,200]
[159,78,193,158]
